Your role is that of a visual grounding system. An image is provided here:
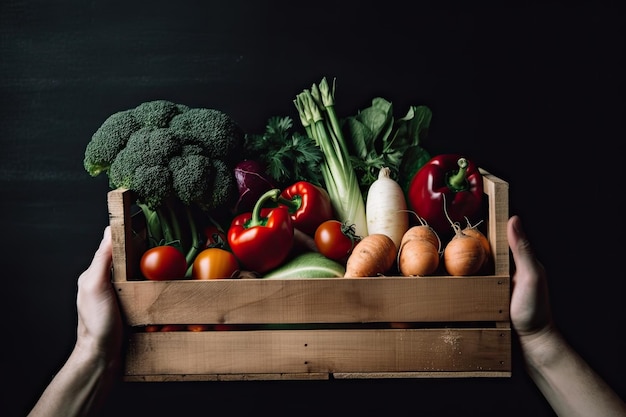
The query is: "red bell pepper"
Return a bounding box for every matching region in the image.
[407,154,483,237]
[227,188,294,273]
[278,181,334,236]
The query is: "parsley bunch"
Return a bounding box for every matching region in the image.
[243,116,325,188]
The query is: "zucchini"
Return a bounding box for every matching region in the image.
[262,252,345,279]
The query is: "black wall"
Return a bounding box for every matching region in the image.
[2,2,624,416]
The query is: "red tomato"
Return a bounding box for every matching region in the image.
[144,325,162,332]
[192,248,239,279]
[314,220,360,262]
[140,245,187,281]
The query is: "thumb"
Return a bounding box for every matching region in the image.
[78,226,113,291]
[507,215,537,270]
[91,226,113,275]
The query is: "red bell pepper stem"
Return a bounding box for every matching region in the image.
[446,158,470,192]
[276,195,301,212]
[247,188,282,227]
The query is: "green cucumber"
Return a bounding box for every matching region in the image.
[262,252,345,279]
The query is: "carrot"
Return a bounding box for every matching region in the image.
[461,218,492,273]
[440,196,486,276]
[398,238,440,276]
[400,216,441,252]
[397,216,441,276]
[344,233,397,278]
[443,223,486,276]
[365,167,409,250]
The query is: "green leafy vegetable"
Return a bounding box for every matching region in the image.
[342,97,432,197]
[243,116,325,188]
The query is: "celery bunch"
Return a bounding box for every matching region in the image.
[293,77,368,237]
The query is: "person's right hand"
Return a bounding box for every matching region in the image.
[507,215,553,339]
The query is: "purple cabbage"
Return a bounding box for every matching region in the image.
[232,160,276,214]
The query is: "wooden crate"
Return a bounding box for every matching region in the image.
[108,169,510,381]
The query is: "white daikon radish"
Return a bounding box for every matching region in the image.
[365,167,409,250]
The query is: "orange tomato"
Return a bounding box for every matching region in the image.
[159,324,186,332]
[192,248,239,279]
[187,324,212,332]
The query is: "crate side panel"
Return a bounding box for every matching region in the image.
[124,328,511,378]
[108,188,133,282]
[115,276,510,326]
[481,172,510,276]
[108,188,147,282]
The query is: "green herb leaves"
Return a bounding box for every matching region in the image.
[342,97,432,197]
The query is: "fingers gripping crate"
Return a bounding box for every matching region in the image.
[108,170,510,381]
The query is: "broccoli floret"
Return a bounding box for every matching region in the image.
[133,100,188,128]
[108,127,180,209]
[83,100,188,176]
[84,109,141,176]
[205,159,238,210]
[84,100,245,275]
[169,107,244,159]
[168,153,213,206]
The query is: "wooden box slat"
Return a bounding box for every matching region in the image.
[108,170,511,381]
[115,276,509,326]
[124,328,511,380]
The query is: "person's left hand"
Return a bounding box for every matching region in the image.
[75,226,123,362]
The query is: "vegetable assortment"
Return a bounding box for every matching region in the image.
[86,77,497,281]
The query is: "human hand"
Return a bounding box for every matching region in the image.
[507,215,553,339]
[75,226,123,362]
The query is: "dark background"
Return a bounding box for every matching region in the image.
[2,1,624,416]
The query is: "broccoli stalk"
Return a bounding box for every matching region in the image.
[137,200,203,277]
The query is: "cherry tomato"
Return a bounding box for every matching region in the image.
[144,325,162,332]
[159,324,186,332]
[187,324,212,332]
[192,248,239,279]
[314,220,360,262]
[140,245,187,281]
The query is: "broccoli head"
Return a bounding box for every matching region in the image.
[84,99,244,211]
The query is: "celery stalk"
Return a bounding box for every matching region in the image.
[293,77,368,237]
